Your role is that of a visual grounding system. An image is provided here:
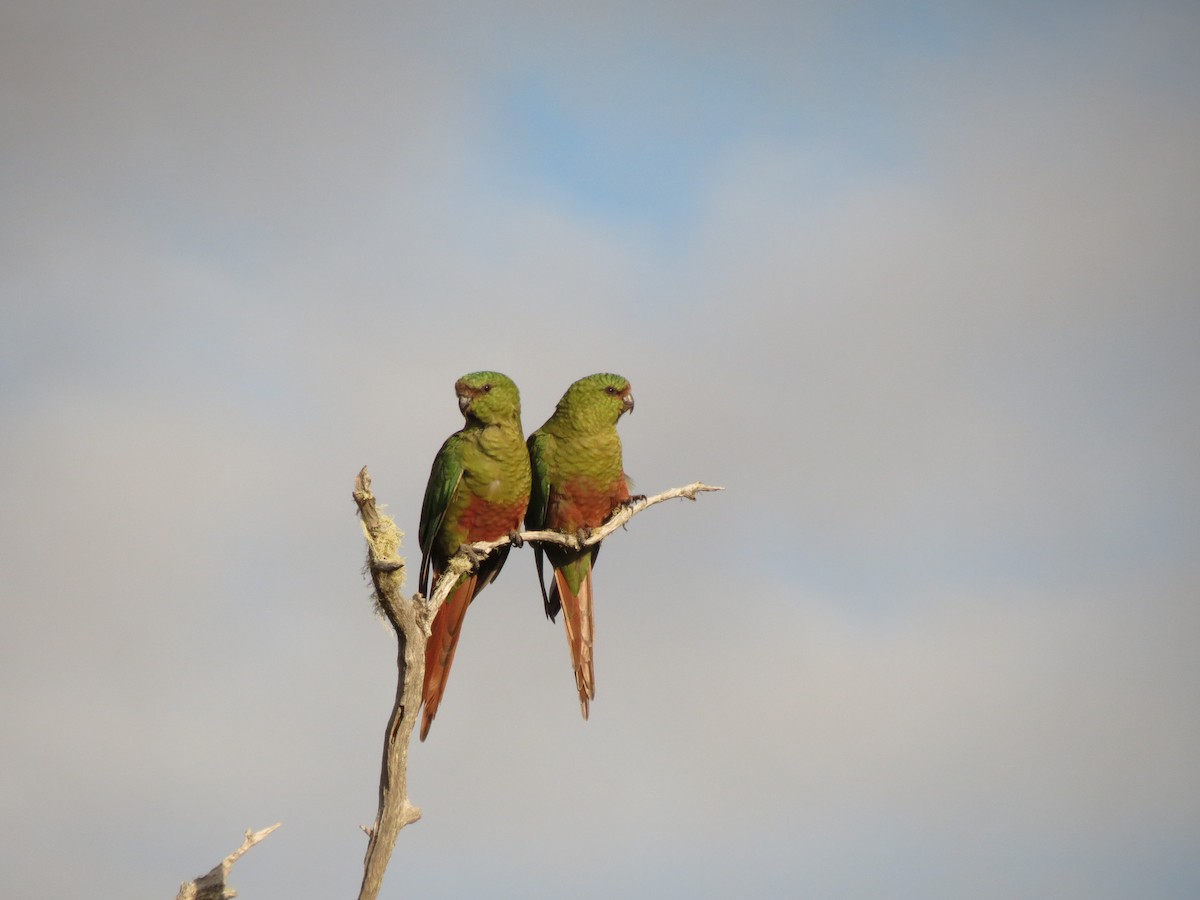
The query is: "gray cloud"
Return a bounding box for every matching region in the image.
[2,2,1197,897]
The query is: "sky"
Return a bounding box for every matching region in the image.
[2,1,1198,897]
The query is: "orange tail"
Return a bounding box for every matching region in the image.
[420,574,478,741]
[553,567,595,719]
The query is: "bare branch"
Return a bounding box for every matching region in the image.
[353,468,423,900]
[176,823,280,900]
[424,483,724,622]
[352,471,720,899]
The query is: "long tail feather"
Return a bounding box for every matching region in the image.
[553,567,594,719]
[420,573,478,741]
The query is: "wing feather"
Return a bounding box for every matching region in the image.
[418,432,464,597]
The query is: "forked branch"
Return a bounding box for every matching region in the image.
[352,468,721,900]
[176,823,280,900]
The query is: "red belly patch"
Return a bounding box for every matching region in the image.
[547,476,629,532]
[459,494,526,541]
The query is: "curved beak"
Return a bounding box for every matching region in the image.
[623,392,635,415]
[457,393,472,415]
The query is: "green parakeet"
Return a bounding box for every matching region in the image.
[418,371,531,740]
[526,373,635,719]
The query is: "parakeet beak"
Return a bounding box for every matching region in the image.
[458,393,472,414]
[623,392,635,414]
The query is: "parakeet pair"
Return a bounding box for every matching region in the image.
[417,371,634,739]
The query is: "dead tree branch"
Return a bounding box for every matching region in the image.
[352,468,721,900]
[353,468,423,900]
[425,482,724,623]
[176,823,280,900]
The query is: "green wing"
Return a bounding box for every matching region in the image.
[525,430,552,531]
[525,429,557,619]
[418,432,464,597]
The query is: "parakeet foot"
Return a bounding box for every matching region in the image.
[507,529,524,549]
[457,543,489,570]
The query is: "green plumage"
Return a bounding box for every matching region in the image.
[526,373,634,718]
[417,370,531,740]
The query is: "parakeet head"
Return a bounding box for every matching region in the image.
[454,370,522,424]
[555,372,634,430]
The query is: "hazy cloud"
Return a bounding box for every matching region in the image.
[2,2,1197,897]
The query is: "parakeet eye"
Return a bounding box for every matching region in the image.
[605,386,617,395]
[482,383,492,392]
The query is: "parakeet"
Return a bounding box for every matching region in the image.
[526,373,635,719]
[418,371,531,740]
